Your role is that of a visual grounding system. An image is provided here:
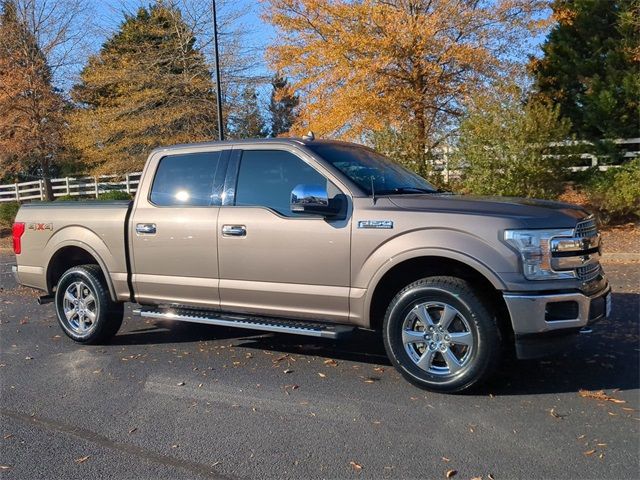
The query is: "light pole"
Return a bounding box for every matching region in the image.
[212,0,224,141]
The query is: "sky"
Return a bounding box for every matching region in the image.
[51,0,549,106]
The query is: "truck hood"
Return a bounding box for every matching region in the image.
[387,194,589,228]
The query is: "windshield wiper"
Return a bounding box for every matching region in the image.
[376,187,438,195]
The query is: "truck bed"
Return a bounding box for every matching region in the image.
[13,201,133,300]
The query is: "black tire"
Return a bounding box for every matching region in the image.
[54,264,124,344]
[383,276,501,393]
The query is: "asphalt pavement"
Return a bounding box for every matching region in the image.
[0,253,638,480]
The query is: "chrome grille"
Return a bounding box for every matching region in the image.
[577,263,601,282]
[575,216,598,238]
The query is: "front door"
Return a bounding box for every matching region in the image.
[217,148,351,322]
[130,148,228,309]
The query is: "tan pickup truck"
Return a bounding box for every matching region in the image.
[11,138,611,392]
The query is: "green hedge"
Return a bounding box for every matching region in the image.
[97,190,132,201]
[0,202,20,228]
[583,159,640,224]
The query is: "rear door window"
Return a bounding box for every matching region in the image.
[150,151,223,206]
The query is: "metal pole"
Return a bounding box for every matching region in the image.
[212,0,224,141]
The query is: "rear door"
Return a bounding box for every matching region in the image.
[217,146,352,322]
[130,148,228,309]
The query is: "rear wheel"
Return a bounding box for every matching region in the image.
[383,276,501,393]
[54,264,123,344]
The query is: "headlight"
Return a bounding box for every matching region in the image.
[504,229,574,280]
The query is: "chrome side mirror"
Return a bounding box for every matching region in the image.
[290,184,338,216]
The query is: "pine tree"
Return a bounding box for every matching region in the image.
[532,0,640,140]
[68,3,218,174]
[0,0,65,197]
[268,73,298,137]
[228,86,266,139]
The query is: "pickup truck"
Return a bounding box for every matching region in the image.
[11,138,611,392]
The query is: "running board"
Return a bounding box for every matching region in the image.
[132,307,355,339]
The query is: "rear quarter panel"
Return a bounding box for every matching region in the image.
[14,202,130,299]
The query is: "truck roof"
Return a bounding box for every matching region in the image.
[150,137,355,155]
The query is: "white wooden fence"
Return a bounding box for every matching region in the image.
[0,172,142,203]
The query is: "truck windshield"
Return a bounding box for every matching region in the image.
[307,143,437,195]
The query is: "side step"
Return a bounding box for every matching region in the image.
[132,307,355,340]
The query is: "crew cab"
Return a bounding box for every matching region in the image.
[11,138,611,392]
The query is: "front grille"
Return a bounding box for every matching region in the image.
[577,263,601,282]
[575,216,598,238]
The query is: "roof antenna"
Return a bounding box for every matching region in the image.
[370,176,376,205]
[302,131,315,141]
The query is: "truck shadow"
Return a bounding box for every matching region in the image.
[111,292,639,395]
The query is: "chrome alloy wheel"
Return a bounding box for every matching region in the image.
[62,281,98,334]
[401,301,474,376]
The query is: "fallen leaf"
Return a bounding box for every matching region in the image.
[19,319,28,325]
[608,412,618,416]
[323,359,338,367]
[283,369,293,374]
[584,449,596,456]
[171,444,178,449]
[74,455,90,464]
[487,475,495,480]
[3,434,14,439]
[445,469,457,478]
[128,428,137,434]
[373,367,384,373]
[24,356,33,360]
[176,382,185,386]
[0,465,11,471]
[441,457,450,462]
[549,408,565,419]
[596,443,607,447]
[349,461,363,471]
[318,372,326,378]
[471,477,482,480]
[579,389,625,404]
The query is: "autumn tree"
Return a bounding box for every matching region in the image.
[532,0,640,140]
[0,0,65,197]
[228,86,267,138]
[268,73,298,136]
[454,85,572,199]
[265,0,550,151]
[68,3,218,174]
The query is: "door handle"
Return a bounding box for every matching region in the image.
[222,225,246,237]
[136,223,156,235]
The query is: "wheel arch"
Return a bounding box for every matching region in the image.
[366,254,512,341]
[46,243,117,302]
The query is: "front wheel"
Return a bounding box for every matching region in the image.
[54,264,124,344]
[383,276,501,393]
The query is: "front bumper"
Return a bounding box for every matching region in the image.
[503,284,611,359]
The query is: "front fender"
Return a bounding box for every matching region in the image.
[355,228,515,326]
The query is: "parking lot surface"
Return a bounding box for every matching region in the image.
[1,253,638,479]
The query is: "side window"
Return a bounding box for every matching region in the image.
[150,151,222,206]
[235,150,335,216]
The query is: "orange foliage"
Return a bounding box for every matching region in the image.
[264,0,551,148]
